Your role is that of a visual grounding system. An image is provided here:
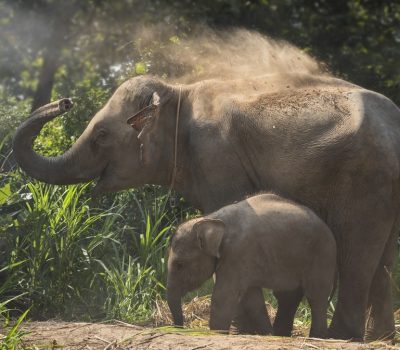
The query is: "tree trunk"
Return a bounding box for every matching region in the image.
[31,46,61,112]
[31,5,74,112]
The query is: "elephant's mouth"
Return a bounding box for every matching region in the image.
[92,162,134,196]
[92,163,111,196]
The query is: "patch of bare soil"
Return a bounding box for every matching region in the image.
[17,298,399,349]
[21,321,398,350]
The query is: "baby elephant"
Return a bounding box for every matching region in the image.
[167,193,336,338]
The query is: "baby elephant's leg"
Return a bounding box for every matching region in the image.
[210,280,243,332]
[231,287,272,335]
[273,288,303,336]
[305,281,330,338]
[307,297,329,338]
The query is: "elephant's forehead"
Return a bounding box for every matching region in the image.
[91,98,133,124]
[106,94,133,115]
[86,108,128,133]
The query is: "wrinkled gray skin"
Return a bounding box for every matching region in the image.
[12,73,400,341]
[167,193,337,338]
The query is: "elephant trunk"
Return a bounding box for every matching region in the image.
[12,99,102,184]
[167,287,184,327]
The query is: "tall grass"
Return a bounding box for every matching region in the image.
[99,255,164,323]
[5,181,120,317]
[0,295,29,349]
[0,173,187,322]
[96,189,184,323]
[0,262,29,349]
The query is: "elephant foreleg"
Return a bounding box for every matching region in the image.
[209,281,240,332]
[231,287,272,335]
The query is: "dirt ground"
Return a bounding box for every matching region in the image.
[20,321,399,350]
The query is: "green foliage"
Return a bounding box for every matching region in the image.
[0,89,30,171]
[2,179,117,317]
[0,296,29,349]
[95,191,173,323]
[0,264,29,349]
[95,189,195,322]
[98,251,164,323]
[0,171,188,323]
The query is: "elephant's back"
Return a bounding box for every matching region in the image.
[249,194,336,257]
[211,193,333,245]
[347,89,400,180]
[246,193,329,231]
[216,193,336,267]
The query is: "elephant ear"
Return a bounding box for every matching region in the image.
[126,92,160,134]
[194,219,225,258]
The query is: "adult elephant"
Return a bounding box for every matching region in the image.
[13,73,400,341]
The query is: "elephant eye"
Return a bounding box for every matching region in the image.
[95,129,108,144]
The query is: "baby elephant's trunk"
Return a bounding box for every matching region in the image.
[167,288,184,327]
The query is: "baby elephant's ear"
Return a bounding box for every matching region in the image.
[194,219,225,258]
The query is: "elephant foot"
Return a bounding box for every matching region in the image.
[309,329,328,339]
[365,261,396,344]
[230,304,272,335]
[328,322,363,342]
[364,318,395,344]
[230,287,272,335]
[230,308,272,335]
[329,306,387,342]
[364,330,395,344]
[230,316,271,335]
[329,299,366,342]
[273,326,291,337]
[273,288,303,337]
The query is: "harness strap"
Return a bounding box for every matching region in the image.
[169,85,182,190]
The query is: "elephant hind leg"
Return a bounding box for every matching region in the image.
[304,279,331,338]
[365,224,398,342]
[273,288,303,336]
[327,174,397,341]
[308,296,329,339]
[328,221,394,342]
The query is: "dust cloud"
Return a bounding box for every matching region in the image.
[133,26,330,84]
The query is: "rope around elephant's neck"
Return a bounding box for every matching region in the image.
[169,85,182,191]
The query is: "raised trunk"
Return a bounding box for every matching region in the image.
[167,288,183,327]
[13,99,102,184]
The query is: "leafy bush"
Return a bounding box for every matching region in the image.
[0,172,189,322]
[97,188,196,323]
[0,261,29,349]
[1,179,117,317]
[0,89,30,172]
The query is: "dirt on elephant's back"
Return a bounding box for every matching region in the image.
[20,321,397,350]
